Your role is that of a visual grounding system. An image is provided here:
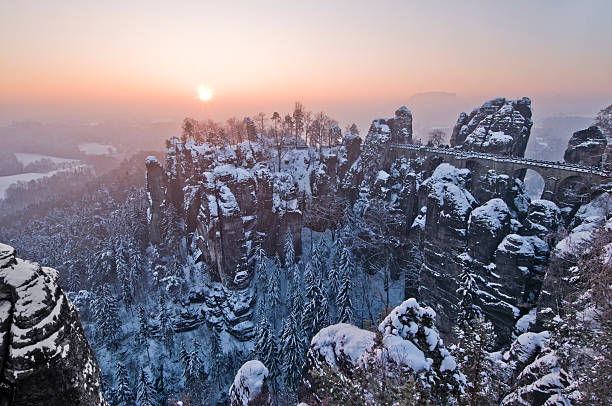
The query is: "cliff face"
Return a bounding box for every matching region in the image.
[0,244,107,406]
[450,97,533,157]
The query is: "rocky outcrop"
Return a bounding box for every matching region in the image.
[229,360,271,406]
[563,125,607,168]
[301,298,461,404]
[450,97,533,157]
[0,244,107,406]
[342,107,413,198]
[145,155,165,244]
[147,139,303,340]
[417,164,477,333]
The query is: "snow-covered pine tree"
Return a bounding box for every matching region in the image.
[267,254,282,315]
[92,284,122,347]
[456,265,481,325]
[156,294,174,354]
[453,313,496,405]
[182,339,204,402]
[254,245,268,305]
[303,262,329,339]
[255,315,281,387]
[284,229,295,268]
[280,312,305,393]
[136,368,156,406]
[116,240,134,309]
[208,328,223,391]
[115,362,133,406]
[135,305,151,361]
[127,239,144,284]
[337,267,353,323]
[311,239,326,279]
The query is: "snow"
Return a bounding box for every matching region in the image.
[503,331,550,363]
[229,360,269,405]
[515,308,537,334]
[0,165,89,199]
[555,194,612,257]
[145,155,160,165]
[469,198,510,231]
[376,170,390,182]
[485,131,514,146]
[382,334,431,371]
[78,142,117,155]
[310,323,375,367]
[497,234,548,257]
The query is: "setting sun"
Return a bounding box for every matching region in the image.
[197,86,213,102]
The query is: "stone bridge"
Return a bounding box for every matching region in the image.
[389,143,612,204]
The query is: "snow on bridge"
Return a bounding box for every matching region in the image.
[389,143,611,201]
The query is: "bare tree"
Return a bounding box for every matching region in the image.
[292,102,305,148]
[428,129,445,147]
[254,112,267,134]
[270,112,287,171]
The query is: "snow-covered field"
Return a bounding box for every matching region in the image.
[0,167,86,199]
[14,152,77,166]
[78,142,117,155]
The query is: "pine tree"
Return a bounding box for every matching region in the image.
[181,339,204,398]
[267,254,282,314]
[117,241,134,309]
[302,262,328,339]
[208,329,224,391]
[92,284,122,347]
[281,312,305,392]
[136,368,156,406]
[254,246,268,305]
[284,230,295,268]
[255,316,281,386]
[311,240,326,278]
[135,305,151,361]
[127,239,144,284]
[337,267,353,323]
[453,314,496,405]
[153,363,165,402]
[456,266,481,325]
[156,294,174,354]
[115,362,132,406]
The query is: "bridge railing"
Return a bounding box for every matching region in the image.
[389,143,611,177]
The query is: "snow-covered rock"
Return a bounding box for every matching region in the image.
[563,126,607,168]
[228,360,270,406]
[0,243,107,405]
[302,298,462,401]
[450,97,533,157]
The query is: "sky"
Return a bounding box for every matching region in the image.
[1,0,611,132]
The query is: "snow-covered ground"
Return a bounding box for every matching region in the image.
[14,152,77,166]
[78,142,117,155]
[0,167,87,199]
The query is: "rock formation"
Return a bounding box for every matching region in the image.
[0,244,107,406]
[450,97,533,157]
[563,125,607,167]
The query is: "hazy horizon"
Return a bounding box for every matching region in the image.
[2,1,611,133]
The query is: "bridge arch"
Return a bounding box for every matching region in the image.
[555,175,591,208]
[522,169,545,200]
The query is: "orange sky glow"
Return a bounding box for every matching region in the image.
[1,0,611,127]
